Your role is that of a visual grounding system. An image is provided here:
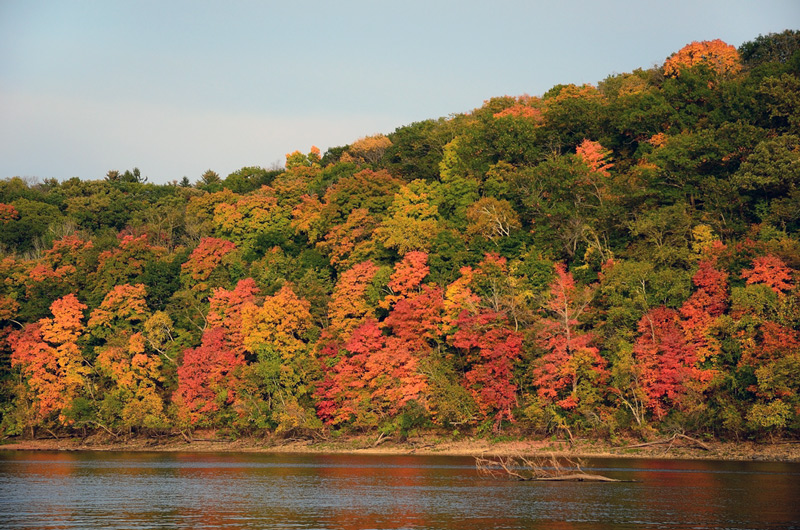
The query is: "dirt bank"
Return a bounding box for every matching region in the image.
[3,433,799,462]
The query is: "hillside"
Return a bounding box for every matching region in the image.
[1,31,799,444]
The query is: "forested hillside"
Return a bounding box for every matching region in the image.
[2,32,799,441]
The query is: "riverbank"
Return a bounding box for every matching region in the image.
[3,432,799,462]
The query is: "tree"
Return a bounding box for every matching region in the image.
[679,259,728,363]
[451,309,522,430]
[532,264,607,412]
[374,181,441,254]
[741,254,794,294]
[90,234,167,301]
[325,260,380,341]
[739,30,800,69]
[9,294,89,427]
[663,39,741,78]
[180,237,238,295]
[633,307,711,419]
[576,139,614,176]
[465,197,521,243]
[342,135,392,165]
[88,284,166,430]
[237,284,318,433]
[173,279,258,426]
[212,187,292,254]
[0,203,19,223]
[173,327,246,426]
[316,208,378,269]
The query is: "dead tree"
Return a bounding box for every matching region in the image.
[475,453,624,482]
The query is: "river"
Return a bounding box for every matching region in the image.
[1,451,798,529]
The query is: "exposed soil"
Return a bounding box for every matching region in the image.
[3,432,799,462]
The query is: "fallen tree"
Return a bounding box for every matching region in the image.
[475,453,627,482]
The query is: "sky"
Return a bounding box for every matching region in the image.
[1,1,798,184]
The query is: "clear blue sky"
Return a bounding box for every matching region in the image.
[1,1,797,184]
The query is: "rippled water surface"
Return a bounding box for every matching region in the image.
[1,450,799,529]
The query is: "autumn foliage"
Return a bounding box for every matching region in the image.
[663,39,742,77]
[2,30,800,440]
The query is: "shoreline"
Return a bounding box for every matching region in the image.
[2,434,799,462]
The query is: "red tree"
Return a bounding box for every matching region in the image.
[680,259,728,362]
[741,254,794,294]
[532,264,607,410]
[633,307,711,419]
[451,310,522,429]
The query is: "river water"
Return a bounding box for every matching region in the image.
[0,451,798,529]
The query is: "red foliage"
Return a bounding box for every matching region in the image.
[174,327,246,425]
[633,307,711,419]
[181,237,238,292]
[316,314,431,427]
[680,259,728,362]
[532,264,607,410]
[451,310,522,428]
[741,254,794,294]
[739,321,800,367]
[383,284,444,347]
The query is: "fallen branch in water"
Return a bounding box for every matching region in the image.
[475,453,626,482]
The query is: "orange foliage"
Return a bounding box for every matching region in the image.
[291,195,326,243]
[316,208,378,268]
[88,284,149,333]
[0,295,19,321]
[207,278,260,353]
[492,95,544,122]
[326,261,379,340]
[380,251,430,310]
[576,139,614,176]
[0,203,19,223]
[741,254,794,294]
[648,133,668,148]
[341,135,392,165]
[10,294,88,423]
[663,39,741,77]
[181,237,238,293]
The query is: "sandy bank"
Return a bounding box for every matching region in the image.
[3,434,799,462]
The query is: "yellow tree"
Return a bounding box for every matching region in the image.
[375,181,441,255]
[240,284,318,434]
[342,134,392,165]
[88,284,166,430]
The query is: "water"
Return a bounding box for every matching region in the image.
[1,451,798,529]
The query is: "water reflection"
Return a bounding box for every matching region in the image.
[0,451,798,529]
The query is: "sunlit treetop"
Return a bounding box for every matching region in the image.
[340,135,393,165]
[662,39,741,77]
[491,95,544,122]
[285,146,322,170]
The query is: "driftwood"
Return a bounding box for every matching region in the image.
[626,433,710,452]
[475,453,626,482]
